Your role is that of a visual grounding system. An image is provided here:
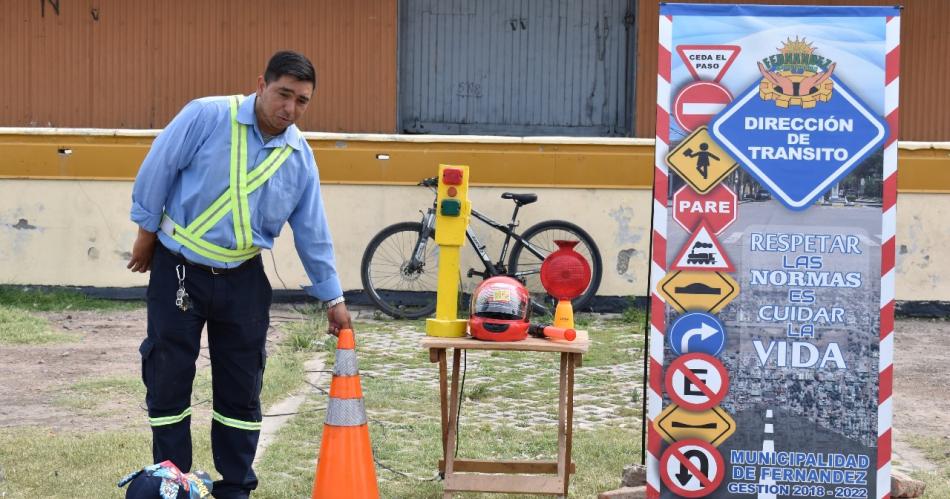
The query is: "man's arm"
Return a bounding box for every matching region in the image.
[287,157,350,335]
[127,226,158,273]
[127,99,214,272]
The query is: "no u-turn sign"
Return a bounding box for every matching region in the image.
[660,439,725,497]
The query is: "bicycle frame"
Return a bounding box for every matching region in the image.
[410,199,547,280]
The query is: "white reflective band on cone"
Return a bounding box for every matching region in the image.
[333,349,359,376]
[325,398,368,426]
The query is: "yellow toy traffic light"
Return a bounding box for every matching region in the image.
[425,164,472,337]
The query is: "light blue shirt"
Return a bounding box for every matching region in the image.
[131,94,343,301]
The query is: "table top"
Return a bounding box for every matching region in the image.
[420,330,590,354]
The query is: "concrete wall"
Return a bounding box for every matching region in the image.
[1,179,946,302]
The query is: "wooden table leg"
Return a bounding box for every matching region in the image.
[443,348,462,499]
[438,349,448,458]
[563,353,576,496]
[556,352,569,495]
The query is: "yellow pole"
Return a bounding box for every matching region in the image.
[426,164,471,337]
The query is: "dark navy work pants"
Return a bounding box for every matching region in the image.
[140,243,271,499]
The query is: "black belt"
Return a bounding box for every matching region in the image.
[158,243,261,275]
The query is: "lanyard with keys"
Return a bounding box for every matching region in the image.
[175,264,191,312]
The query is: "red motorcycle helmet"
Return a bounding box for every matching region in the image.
[469,276,531,341]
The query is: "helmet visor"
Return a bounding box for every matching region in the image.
[472,282,528,320]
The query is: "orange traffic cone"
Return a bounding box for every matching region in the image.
[312,329,380,499]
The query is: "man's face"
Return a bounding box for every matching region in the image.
[255,74,314,135]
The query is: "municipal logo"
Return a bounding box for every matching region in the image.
[711,38,888,210]
[757,37,835,109]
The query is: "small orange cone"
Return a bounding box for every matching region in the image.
[312,329,380,499]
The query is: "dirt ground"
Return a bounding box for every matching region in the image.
[0,306,301,432]
[0,309,947,473]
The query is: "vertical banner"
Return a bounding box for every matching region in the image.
[648,4,899,499]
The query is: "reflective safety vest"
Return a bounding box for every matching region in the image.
[160,95,293,263]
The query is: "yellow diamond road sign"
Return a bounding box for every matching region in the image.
[658,271,739,313]
[665,125,738,194]
[654,404,736,446]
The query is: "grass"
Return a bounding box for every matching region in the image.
[0,285,141,312]
[255,316,645,498]
[0,285,141,345]
[0,291,327,497]
[0,288,646,498]
[0,427,185,498]
[55,376,144,411]
[906,434,950,498]
[0,306,76,344]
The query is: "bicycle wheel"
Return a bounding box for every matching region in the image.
[508,220,603,316]
[360,222,438,319]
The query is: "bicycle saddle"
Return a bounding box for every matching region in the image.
[501,192,538,205]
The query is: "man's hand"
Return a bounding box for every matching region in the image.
[127,227,158,273]
[326,302,352,337]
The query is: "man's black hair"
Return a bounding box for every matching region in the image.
[264,50,316,86]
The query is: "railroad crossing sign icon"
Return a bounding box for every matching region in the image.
[666,126,738,194]
[676,45,741,82]
[671,222,734,272]
[660,439,726,498]
[654,404,736,446]
[657,271,740,313]
[674,81,734,132]
[673,184,737,235]
[665,353,729,411]
[710,76,888,210]
[668,312,726,356]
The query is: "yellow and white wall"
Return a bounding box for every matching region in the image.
[0,130,947,302]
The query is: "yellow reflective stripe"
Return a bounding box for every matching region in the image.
[232,121,254,249]
[247,146,293,191]
[212,410,261,431]
[165,95,294,263]
[184,145,293,239]
[149,407,192,427]
[168,223,261,263]
[187,195,230,238]
[229,97,248,250]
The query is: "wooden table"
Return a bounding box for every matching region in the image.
[421,332,590,498]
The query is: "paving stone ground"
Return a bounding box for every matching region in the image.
[348,311,643,435]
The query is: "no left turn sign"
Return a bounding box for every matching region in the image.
[665,353,729,411]
[661,439,725,497]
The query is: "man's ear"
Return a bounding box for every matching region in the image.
[256,75,266,96]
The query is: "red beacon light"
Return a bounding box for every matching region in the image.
[540,240,591,329]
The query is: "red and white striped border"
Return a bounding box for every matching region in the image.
[646,13,672,499]
[877,14,899,499]
[647,13,899,499]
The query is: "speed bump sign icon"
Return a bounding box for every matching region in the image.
[665,126,738,194]
[657,271,740,313]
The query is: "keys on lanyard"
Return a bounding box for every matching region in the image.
[175,264,191,312]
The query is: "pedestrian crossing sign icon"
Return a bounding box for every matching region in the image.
[666,126,738,194]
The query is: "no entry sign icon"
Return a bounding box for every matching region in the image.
[665,353,729,411]
[674,81,733,132]
[661,439,725,497]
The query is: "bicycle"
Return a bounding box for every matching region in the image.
[360,177,603,319]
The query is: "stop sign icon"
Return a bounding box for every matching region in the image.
[673,81,733,132]
[673,184,737,235]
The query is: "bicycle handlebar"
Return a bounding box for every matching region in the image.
[419,177,438,187]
